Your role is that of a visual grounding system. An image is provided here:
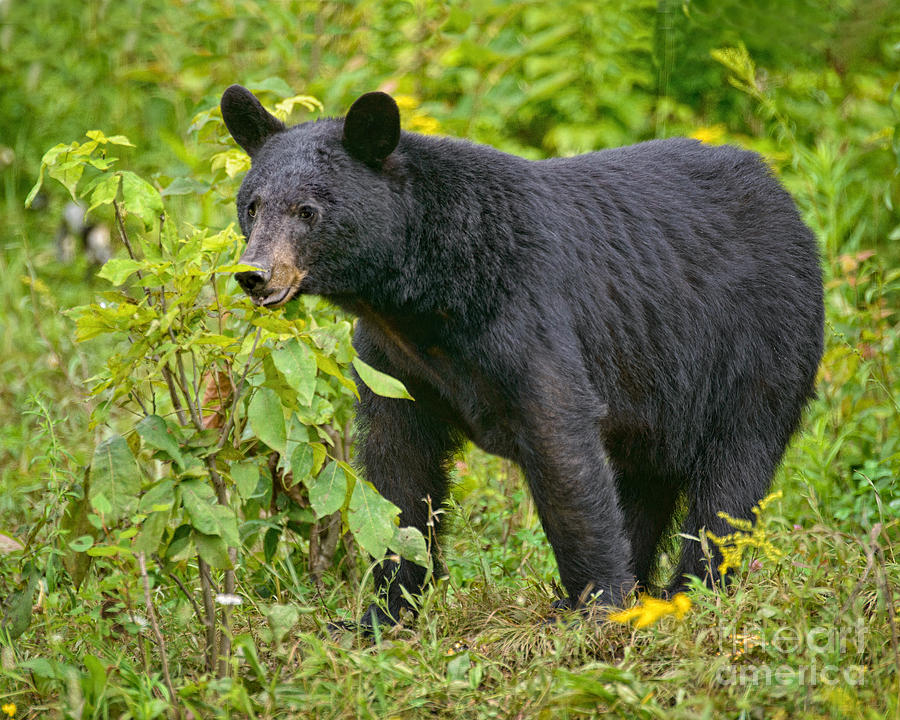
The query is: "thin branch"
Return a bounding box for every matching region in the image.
[161,365,188,426]
[198,557,218,674]
[138,552,179,715]
[154,555,204,630]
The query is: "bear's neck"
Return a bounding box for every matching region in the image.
[372,133,546,331]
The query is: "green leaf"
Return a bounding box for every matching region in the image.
[271,338,317,406]
[290,444,314,487]
[314,351,359,398]
[97,258,144,286]
[352,357,414,400]
[264,526,280,562]
[120,171,163,229]
[164,524,193,561]
[68,535,95,552]
[87,172,121,211]
[194,531,233,569]
[132,511,167,555]
[88,435,141,524]
[136,414,185,470]
[211,504,241,547]
[86,130,134,146]
[306,461,347,518]
[1,573,39,640]
[82,653,108,701]
[248,386,287,454]
[348,479,400,559]
[86,545,132,557]
[389,526,431,567]
[138,479,175,513]
[263,603,300,645]
[181,481,219,536]
[25,165,47,208]
[232,462,260,502]
[60,476,95,589]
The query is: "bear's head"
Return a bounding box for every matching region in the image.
[221,85,403,308]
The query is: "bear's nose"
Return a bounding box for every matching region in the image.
[235,267,270,295]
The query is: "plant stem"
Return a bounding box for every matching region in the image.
[198,557,218,674]
[138,552,179,716]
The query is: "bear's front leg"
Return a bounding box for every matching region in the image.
[353,355,461,629]
[516,380,636,609]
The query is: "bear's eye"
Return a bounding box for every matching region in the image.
[297,205,316,221]
[247,200,258,218]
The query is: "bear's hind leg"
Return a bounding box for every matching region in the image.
[667,438,777,595]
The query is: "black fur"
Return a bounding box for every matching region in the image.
[222,87,824,623]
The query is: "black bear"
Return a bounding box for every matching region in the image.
[221,85,824,627]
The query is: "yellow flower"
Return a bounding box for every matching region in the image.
[2,703,15,717]
[706,491,784,576]
[393,94,441,135]
[608,593,692,628]
[690,125,726,144]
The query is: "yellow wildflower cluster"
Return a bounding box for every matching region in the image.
[393,95,441,135]
[706,491,784,576]
[608,593,692,628]
[690,124,726,144]
[1,703,15,717]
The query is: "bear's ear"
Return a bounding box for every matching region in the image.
[221,84,286,158]
[342,92,401,165]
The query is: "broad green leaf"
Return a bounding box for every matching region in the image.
[97,258,143,286]
[232,462,260,502]
[389,526,431,567]
[194,531,233,569]
[271,338,317,406]
[132,511,167,555]
[290,444,314,487]
[86,130,134,146]
[274,94,324,120]
[310,442,327,475]
[352,357,414,400]
[88,173,121,212]
[248,386,287,454]
[1,573,39,640]
[89,435,141,524]
[263,603,300,645]
[264,526,280,562]
[86,545,132,557]
[314,351,359,398]
[59,477,94,589]
[211,504,241,547]
[348,479,400,559]
[136,414,185,469]
[68,535,95,552]
[165,524,193,562]
[306,461,347,518]
[120,170,163,229]
[31,141,84,201]
[181,481,219,536]
[138,479,175,513]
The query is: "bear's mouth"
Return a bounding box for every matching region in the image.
[253,283,301,308]
[250,268,307,308]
